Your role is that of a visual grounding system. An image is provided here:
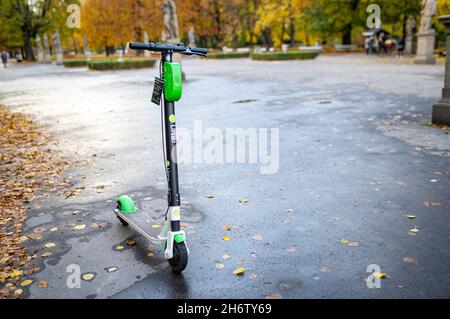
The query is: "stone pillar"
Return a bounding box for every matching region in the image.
[83,37,92,61]
[53,30,63,65]
[405,36,414,55]
[415,30,436,64]
[432,15,450,125]
[35,35,44,63]
[43,33,51,63]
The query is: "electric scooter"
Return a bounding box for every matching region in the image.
[114,42,207,272]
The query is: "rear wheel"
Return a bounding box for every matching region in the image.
[116,203,129,226]
[168,242,188,273]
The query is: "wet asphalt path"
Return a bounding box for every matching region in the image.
[0,55,449,298]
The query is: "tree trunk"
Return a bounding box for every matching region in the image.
[24,36,35,61]
[289,20,295,45]
[342,24,352,45]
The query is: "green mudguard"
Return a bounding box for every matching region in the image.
[116,195,137,214]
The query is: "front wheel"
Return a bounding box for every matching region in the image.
[116,203,129,226]
[168,242,188,273]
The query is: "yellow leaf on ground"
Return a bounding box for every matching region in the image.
[232,267,245,276]
[115,245,125,251]
[9,269,23,277]
[73,224,86,231]
[223,235,231,241]
[151,224,160,229]
[107,267,118,273]
[82,273,95,281]
[20,279,33,287]
[44,242,56,249]
[14,289,23,297]
[373,272,386,279]
[340,239,349,244]
[216,263,225,269]
[38,281,49,288]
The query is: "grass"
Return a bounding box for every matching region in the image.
[207,51,250,59]
[251,51,320,61]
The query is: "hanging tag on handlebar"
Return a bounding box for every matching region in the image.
[151,77,165,106]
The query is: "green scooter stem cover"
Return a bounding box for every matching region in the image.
[117,195,137,214]
[163,62,182,102]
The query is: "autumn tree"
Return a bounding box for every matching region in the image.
[0,0,76,61]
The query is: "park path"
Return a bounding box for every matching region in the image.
[0,54,449,298]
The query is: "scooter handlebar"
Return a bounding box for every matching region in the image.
[128,42,208,57]
[129,42,151,51]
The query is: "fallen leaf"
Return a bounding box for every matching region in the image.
[204,194,214,199]
[126,239,137,246]
[410,227,419,233]
[115,245,125,251]
[44,242,56,249]
[223,225,231,231]
[265,293,283,299]
[73,224,86,231]
[249,273,257,280]
[423,201,441,207]
[20,279,33,287]
[41,252,52,258]
[14,289,23,297]
[223,254,231,260]
[403,257,417,264]
[232,267,245,276]
[405,215,416,220]
[82,273,95,281]
[151,224,160,229]
[252,234,263,241]
[373,272,386,279]
[107,267,118,273]
[285,208,294,213]
[38,281,49,288]
[9,269,23,278]
[216,263,225,269]
[223,235,231,241]
[49,227,58,232]
[340,239,349,244]
[320,266,331,273]
[348,242,359,247]
[239,198,249,203]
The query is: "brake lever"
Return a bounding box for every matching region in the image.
[182,48,207,57]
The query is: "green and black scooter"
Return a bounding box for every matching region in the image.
[114,42,207,272]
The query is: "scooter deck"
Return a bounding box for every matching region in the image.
[115,209,166,242]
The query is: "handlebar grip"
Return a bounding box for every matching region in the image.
[129,42,151,50]
[190,47,208,55]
